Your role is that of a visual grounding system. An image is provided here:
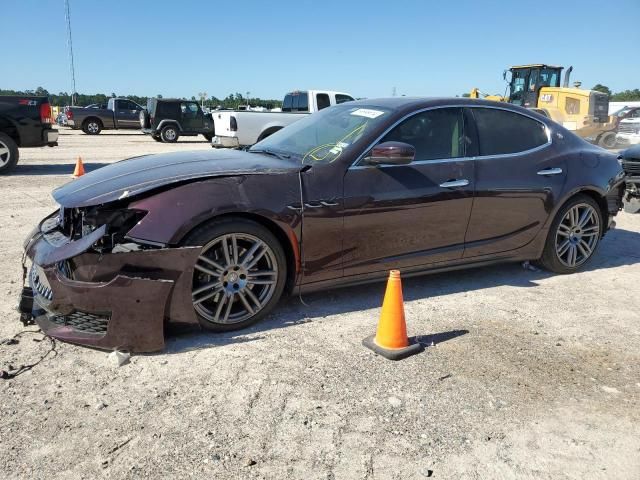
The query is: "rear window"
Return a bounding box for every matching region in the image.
[473,108,548,155]
[336,94,354,104]
[282,92,308,112]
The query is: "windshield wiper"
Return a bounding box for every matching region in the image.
[249,148,291,161]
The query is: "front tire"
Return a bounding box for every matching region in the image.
[82,119,102,135]
[183,218,287,332]
[0,133,19,174]
[160,125,179,143]
[597,131,617,149]
[538,195,603,273]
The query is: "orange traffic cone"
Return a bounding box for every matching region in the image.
[363,270,424,360]
[71,157,85,178]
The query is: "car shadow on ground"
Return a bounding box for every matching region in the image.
[164,227,640,354]
[9,163,111,175]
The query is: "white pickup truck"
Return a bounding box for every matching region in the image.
[212,90,354,148]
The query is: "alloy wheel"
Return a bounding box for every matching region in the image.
[192,233,279,325]
[0,141,9,166]
[554,203,600,268]
[87,122,99,133]
[164,128,177,141]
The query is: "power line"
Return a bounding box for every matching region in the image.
[64,0,77,105]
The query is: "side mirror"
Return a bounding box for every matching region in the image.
[364,141,415,166]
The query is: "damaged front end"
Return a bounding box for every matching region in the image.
[20,206,200,352]
[620,145,640,214]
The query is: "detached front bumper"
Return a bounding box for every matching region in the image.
[20,214,200,352]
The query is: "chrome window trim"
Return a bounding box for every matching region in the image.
[348,104,552,170]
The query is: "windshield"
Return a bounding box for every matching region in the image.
[250,104,392,164]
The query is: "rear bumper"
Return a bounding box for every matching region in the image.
[212,136,240,148]
[45,129,58,146]
[20,214,201,352]
[67,120,75,127]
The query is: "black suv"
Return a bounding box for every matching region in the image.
[140,98,214,143]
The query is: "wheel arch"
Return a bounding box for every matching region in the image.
[178,211,299,295]
[548,187,609,231]
[0,115,20,145]
[257,126,283,142]
[157,120,182,132]
[82,116,103,128]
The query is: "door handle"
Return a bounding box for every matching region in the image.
[320,200,339,207]
[439,179,470,188]
[304,202,323,208]
[537,167,563,176]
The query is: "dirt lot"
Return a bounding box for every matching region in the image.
[0,129,639,479]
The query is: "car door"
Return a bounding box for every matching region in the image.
[115,100,140,128]
[463,106,566,258]
[342,107,476,277]
[180,102,204,132]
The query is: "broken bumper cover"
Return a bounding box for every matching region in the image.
[20,215,201,352]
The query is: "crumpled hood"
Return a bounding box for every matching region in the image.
[53,149,300,207]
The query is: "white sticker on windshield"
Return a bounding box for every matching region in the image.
[350,108,385,119]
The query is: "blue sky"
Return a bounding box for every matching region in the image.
[4,0,639,100]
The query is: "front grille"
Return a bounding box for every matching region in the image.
[619,124,639,135]
[622,159,640,175]
[50,311,110,334]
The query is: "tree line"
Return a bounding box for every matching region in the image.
[0,87,283,109]
[591,84,640,102]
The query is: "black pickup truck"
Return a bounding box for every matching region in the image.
[0,96,58,174]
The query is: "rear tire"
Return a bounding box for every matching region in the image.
[151,135,163,142]
[183,218,287,332]
[160,125,179,143]
[0,132,19,175]
[203,133,214,141]
[82,119,102,135]
[537,194,603,274]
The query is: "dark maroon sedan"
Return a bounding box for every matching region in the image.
[20,98,627,351]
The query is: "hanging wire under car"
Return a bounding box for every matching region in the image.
[0,330,57,380]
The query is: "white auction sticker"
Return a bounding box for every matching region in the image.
[350,108,385,119]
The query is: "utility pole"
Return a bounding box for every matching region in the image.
[64,0,77,105]
[392,86,397,97]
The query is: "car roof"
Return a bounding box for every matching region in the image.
[347,96,535,115]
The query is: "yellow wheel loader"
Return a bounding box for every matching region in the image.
[470,65,617,148]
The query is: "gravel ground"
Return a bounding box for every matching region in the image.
[0,129,638,479]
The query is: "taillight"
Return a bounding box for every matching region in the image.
[40,103,52,124]
[230,116,237,132]
[66,109,73,120]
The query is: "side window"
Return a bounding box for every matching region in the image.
[336,94,354,104]
[119,100,136,110]
[180,102,199,118]
[473,108,548,156]
[381,108,466,161]
[316,93,331,110]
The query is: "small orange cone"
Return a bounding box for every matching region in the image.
[363,270,424,360]
[72,157,85,178]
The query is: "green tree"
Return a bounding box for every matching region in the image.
[611,89,640,102]
[592,84,612,96]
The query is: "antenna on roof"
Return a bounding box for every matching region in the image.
[64,0,77,106]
